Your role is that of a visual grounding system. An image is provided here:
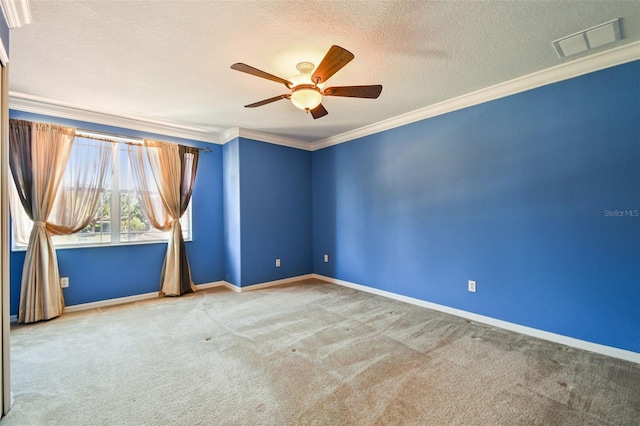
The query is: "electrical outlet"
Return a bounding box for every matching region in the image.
[468,280,476,293]
[324,254,329,263]
[276,258,281,267]
[60,277,69,288]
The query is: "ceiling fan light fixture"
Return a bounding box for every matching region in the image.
[231,45,382,119]
[290,86,322,111]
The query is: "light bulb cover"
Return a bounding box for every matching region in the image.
[290,85,322,111]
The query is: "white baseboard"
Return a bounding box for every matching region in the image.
[15,274,634,364]
[223,274,315,293]
[311,274,639,364]
[195,281,226,290]
[9,281,226,322]
[9,277,309,322]
[63,281,227,313]
[64,291,159,313]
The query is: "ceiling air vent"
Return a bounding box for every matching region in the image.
[553,18,622,58]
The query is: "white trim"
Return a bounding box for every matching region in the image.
[223,274,315,293]
[0,0,31,29]
[8,92,222,144]
[309,41,640,151]
[219,127,239,144]
[312,274,640,364]
[63,291,159,313]
[8,281,227,321]
[7,41,639,151]
[0,39,7,67]
[195,281,226,290]
[1,63,11,414]
[238,128,310,150]
[8,278,306,321]
[220,127,311,150]
[223,282,241,292]
[9,274,637,363]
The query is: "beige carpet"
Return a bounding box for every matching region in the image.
[2,279,639,425]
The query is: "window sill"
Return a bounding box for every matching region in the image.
[12,237,193,252]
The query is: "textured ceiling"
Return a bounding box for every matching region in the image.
[8,1,640,144]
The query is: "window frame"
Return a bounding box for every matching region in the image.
[10,131,193,251]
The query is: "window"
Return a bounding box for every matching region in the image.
[11,132,192,250]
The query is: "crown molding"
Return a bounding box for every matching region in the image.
[238,128,311,150]
[0,0,31,28]
[8,40,639,151]
[220,126,311,150]
[219,127,239,144]
[309,40,640,151]
[9,91,221,144]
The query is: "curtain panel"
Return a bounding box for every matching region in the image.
[9,120,112,323]
[47,136,112,236]
[10,136,113,246]
[9,120,75,323]
[128,140,199,296]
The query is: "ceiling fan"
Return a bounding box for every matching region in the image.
[231,45,382,119]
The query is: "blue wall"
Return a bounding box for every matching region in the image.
[9,111,225,314]
[312,61,640,353]
[222,138,241,285]
[223,137,312,287]
[8,61,638,354]
[239,138,312,286]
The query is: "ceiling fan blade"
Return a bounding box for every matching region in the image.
[311,45,354,84]
[323,85,383,99]
[310,103,328,119]
[231,63,293,87]
[244,94,290,108]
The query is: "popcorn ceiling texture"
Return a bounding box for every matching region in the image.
[8,1,640,143]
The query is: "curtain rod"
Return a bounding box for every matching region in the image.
[76,129,212,153]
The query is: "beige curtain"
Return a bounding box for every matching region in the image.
[48,136,112,235]
[9,120,75,323]
[128,139,199,296]
[9,121,112,323]
[10,136,113,246]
